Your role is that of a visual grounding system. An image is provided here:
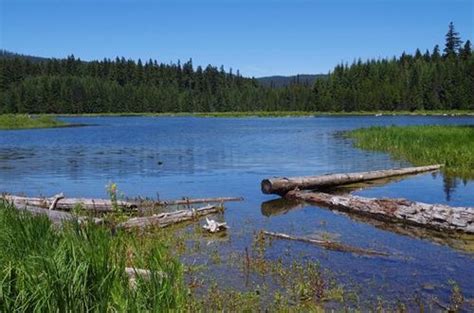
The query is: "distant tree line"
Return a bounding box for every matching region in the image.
[0,22,472,113]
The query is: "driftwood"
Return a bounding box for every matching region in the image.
[2,194,241,212]
[125,267,167,289]
[48,193,65,210]
[16,205,76,224]
[262,231,388,256]
[3,195,136,212]
[125,267,152,279]
[156,196,243,206]
[260,198,474,252]
[342,209,474,253]
[286,191,474,234]
[118,205,223,230]
[8,203,103,225]
[202,217,228,233]
[261,164,442,195]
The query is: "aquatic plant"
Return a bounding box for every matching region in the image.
[347,125,474,179]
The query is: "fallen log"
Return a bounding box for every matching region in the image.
[286,191,474,234]
[155,196,243,206]
[3,194,136,212]
[16,205,76,224]
[118,205,223,230]
[262,230,388,257]
[4,203,103,225]
[125,267,167,289]
[261,164,442,195]
[2,194,241,212]
[341,209,474,253]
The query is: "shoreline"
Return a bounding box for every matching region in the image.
[47,110,474,118]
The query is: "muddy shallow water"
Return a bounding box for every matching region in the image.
[1,115,473,308]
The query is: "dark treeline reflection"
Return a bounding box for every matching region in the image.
[1,23,472,113]
[0,146,223,180]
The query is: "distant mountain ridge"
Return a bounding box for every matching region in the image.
[0,50,51,63]
[257,74,327,88]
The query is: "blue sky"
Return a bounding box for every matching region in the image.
[1,0,472,77]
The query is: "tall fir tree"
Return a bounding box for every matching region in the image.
[444,22,463,57]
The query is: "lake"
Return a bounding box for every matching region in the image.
[1,115,473,308]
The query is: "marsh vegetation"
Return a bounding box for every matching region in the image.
[347,125,474,179]
[0,114,67,129]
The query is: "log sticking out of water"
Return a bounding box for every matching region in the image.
[118,205,223,230]
[286,191,474,234]
[262,231,388,257]
[261,164,443,195]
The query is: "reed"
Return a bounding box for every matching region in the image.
[347,125,474,179]
[0,201,186,311]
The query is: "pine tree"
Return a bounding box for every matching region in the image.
[432,45,441,61]
[460,40,472,60]
[444,22,463,57]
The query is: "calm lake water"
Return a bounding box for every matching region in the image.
[1,115,473,308]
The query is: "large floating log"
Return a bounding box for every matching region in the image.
[118,205,223,230]
[262,230,388,257]
[286,191,474,234]
[261,165,442,195]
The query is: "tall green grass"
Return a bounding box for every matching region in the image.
[347,125,474,179]
[0,201,186,311]
[0,114,67,129]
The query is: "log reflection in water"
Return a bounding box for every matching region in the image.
[344,212,474,253]
[260,198,305,217]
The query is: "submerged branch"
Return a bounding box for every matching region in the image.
[262,230,388,257]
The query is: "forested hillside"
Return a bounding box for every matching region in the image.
[0,23,472,113]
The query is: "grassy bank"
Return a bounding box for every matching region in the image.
[0,201,349,311]
[0,201,186,311]
[49,109,474,118]
[347,125,474,179]
[0,114,68,129]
